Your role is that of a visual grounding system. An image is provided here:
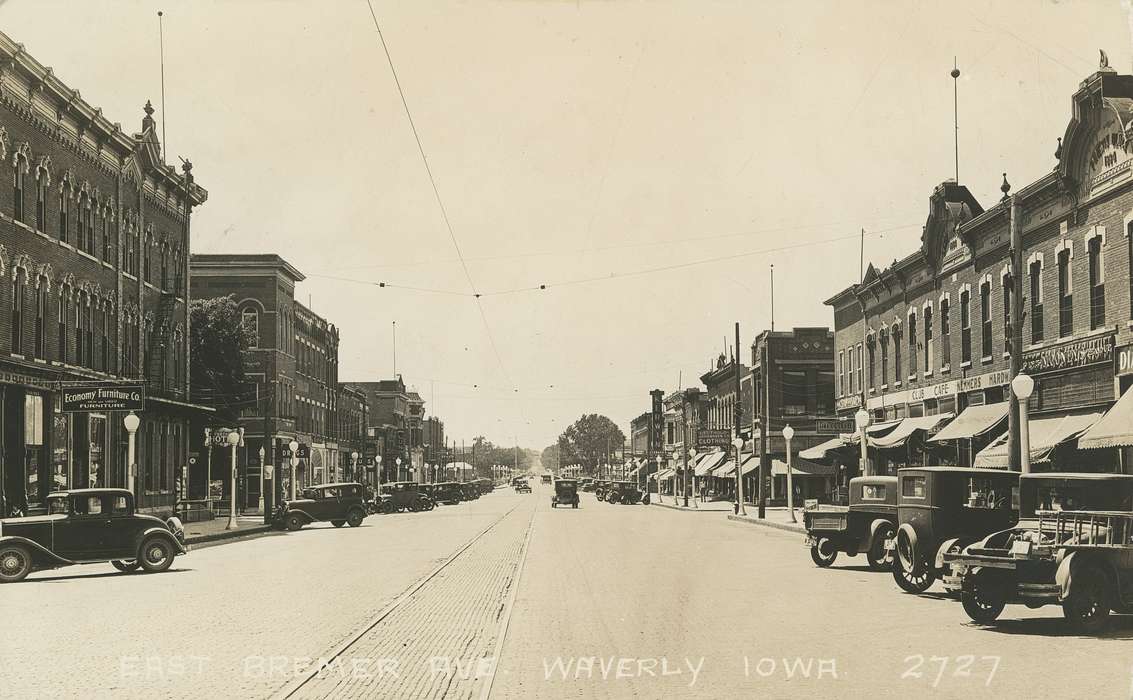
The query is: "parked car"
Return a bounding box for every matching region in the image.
[459,482,480,501]
[606,481,643,504]
[274,482,369,530]
[946,472,1133,632]
[595,480,612,502]
[514,478,531,494]
[579,478,596,492]
[552,479,580,508]
[377,482,436,513]
[541,474,553,484]
[887,467,1020,594]
[804,475,898,570]
[0,489,186,583]
[433,482,464,505]
[476,478,494,495]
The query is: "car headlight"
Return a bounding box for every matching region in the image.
[166,516,185,539]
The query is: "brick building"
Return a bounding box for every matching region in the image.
[336,384,370,481]
[827,60,1133,474]
[190,254,341,503]
[345,378,425,481]
[0,32,208,515]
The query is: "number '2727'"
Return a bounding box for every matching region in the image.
[901,655,1000,688]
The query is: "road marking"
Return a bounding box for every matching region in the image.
[271,500,523,700]
[479,507,536,700]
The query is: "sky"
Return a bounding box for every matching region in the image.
[2,0,1130,451]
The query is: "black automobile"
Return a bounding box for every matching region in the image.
[476,478,494,495]
[459,482,480,501]
[887,467,1020,594]
[579,478,596,492]
[552,479,580,508]
[513,478,531,494]
[804,476,898,570]
[274,482,369,530]
[378,482,436,513]
[947,473,1133,632]
[605,481,643,504]
[0,489,187,582]
[433,482,463,505]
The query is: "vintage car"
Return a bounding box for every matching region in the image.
[0,489,187,583]
[579,478,596,492]
[459,482,480,501]
[552,479,580,508]
[476,478,494,495]
[804,476,898,570]
[377,482,436,513]
[513,478,532,494]
[887,467,1020,594]
[594,480,612,502]
[945,473,1133,632]
[274,482,369,530]
[605,481,643,505]
[541,473,553,484]
[433,482,464,505]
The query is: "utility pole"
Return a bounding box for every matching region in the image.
[759,339,769,519]
[681,393,690,507]
[734,322,746,516]
[1005,174,1023,471]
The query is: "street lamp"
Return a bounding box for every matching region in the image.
[396,457,402,482]
[351,451,359,483]
[855,408,871,478]
[655,453,664,503]
[257,446,266,514]
[687,447,697,508]
[376,454,383,488]
[226,429,241,530]
[288,439,299,501]
[123,412,140,497]
[733,436,746,516]
[782,424,796,523]
[1012,372,1035,474]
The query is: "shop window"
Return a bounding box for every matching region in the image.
[960,289,971,364]
[24,393,45,506]
[923,306,933,372]
[52,409,70,491]
[940,298,951,367]
[1030,260,1044,343]
[980,282,992,358]
[1058,248,1073,337]
[1088,235,1105,330]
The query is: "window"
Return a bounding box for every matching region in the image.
[867,339,875,389]
[1088,235,1105,330]
[940,298,951,367]
[782,369,808,415]
[34,281,46,360]
[862,484,888,501]
[838,349,845,396]
[1030,260,1044,343]
[923,306,933,373]
[75,293,85,367]
[847,346,854,394]
[907,311,917,378]
[243,308,259,349]
[36,170,51,231]
[902,475,926,498]
[102,208,112,262]
[57,289,68,364]
[980,282,992,358]
[856,342,863,392]
[11,270,25,354]
[58,182,70,243]
[892,326,902,382]
[78,192,90,253]
[14,158,26,223]
[161,247,169,290]
[960,289,971,364]
[143,234,151,283]
[879,329,889,384]
[1058,248,1073,337]
[1002,273,1012,356]
[83,301,93,368]
[24,393,45,506]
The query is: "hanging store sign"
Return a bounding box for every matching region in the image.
[1022,334,1114,375]
[60,383,145,412]
[1117,343,1133,377]
[696,429,732,448]
[650,390,664,452]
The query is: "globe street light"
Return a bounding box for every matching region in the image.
[1012,372,1035,474]
[687,447,697,508]
[855,408,871,478]
[226,429,241,531]
[782,424,796,523]
[123,412,140,497]
[655,453,664,503]
[288,440,299,501]
[351,451,359,483]
[376,454,383,489]
[733,436,746,516]
[396,456,403,482]
[257,446,266,514]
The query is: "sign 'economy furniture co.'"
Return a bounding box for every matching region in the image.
[60,383,145,412]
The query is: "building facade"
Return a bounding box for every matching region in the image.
[190,254,340,504]
[827,61,1133,474]
[345,378,424,481]
[0,33,208,515]
[336,384,370,481]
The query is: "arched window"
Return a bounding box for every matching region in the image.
[58,177,72,244]
[243,308,259,348]
[75,291,85,367]
[13,156,26,223]
[34,277,47,360]
[160,242,169,290]
[35,166,49,231]
[102,205,113,263]
[57,285,69,363]
[11,268,26,354]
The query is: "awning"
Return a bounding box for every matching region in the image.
[1078,388,1133,450]
[799,436,850,461]
[771,457,837,477]
[869,413,954,449]
[928,402,1009,443]
[739,455,761,475]
[713,459,737,477]
[694,451,726,476]
[652,468,675,481]
[974,410,1104,468]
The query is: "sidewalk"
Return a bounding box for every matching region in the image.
[182,514,274,545]
[650,497,808,534]
[649,497,734,513]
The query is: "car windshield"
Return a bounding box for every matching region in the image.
[966,478,1017,510]
[862,484,887,501]
[1032,483,1133,514]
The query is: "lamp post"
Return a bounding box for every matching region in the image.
[123,412,140,497]
[376,455,383,488]
[257,446,266,514]
[351,451,359,482]
[687,447,697,508]
[855,408,871,478]
[733,436,746,516]
[396,456,402,482]
[654,453,663,503]
[288,439,299,501]
[226,429,240,530]
[1011,372,1034,474]
[671,449,679,502]
[203,427,212,509]
[753,428,763,519]
[782,424,796,523]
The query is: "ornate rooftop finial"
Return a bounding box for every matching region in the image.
[1000,172,1011,199]
[1100,49,1110,70]
[1055,137,1063,162]
[144,100,154,117]
[142,100,155,133]
[181,158,193,175]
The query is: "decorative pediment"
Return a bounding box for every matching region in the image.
[12,142,30,171]
[34,262,52,290]
[34,155,51,183]
[11,253,30,278]
[122,154,141,184]
[921,181,983,272]
[1058,69,1133,200]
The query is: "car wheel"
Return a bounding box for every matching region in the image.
[286,514,305,531]
[552,501,557,508]
[332,520,346,528]
[138,537,175,573]
[111,560,140,573]
[0,544,32,583]
[1062,565,1111,634]
[961,571,1006,624]
[891,550,934,593]
[810,538,838,568]
[422,500,435,512]
[867,525,894,571]
[347,509,365,528]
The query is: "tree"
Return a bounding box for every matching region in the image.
[556,414,625,474]
[190,295,255,421]
[540,443,560,472]
[470,436,531,478]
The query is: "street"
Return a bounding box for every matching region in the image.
[3,483,1132,699]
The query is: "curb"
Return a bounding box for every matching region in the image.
[185,524,273,546]
[726,514,806,535]
[649,500,732,514]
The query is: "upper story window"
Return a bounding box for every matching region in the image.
[1088,232,1105,330]
[58,178,72,244]
[879,328,889,384]
[102,206,113,262]
[907,310,917,379]
[867,337,875,389]
[939,298,951,367]
[1002,271,1012,354]
[959,288,971,364]
[892,324,902,382]
[979,281,992,359]
[1058,246,1073,337]
[1029,258,1044,344]
[13,155,27,224]
[242,308,259,349]
[34,279,47,360]
[847,345,854,395]
[10,268,26,354]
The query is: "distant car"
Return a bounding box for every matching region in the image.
[459,482,480,501]
[514,479,531,494]
[541,474,553,484]
[0,488,187,583]
[377,482,436,513]
[605,481,643,504]
[432,482,463,505]
[579,479,596,492]
[273,482,368,530]
[552,479,580,508]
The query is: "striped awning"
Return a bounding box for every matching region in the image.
[869,413,954,449]
[771,457,837,476]
[713,459,737,477]
[694,451,727,476]
[929,402,1009,443]
[1078,388,1133,450]
[652,468,675,481]
[974,410,1103,468]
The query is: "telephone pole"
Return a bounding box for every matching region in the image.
[1005,174,1024,471]
[758,338,769,519]
[734,322,746,516]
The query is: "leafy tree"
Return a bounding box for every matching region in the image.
[540,443,560,471]
[190,295,255,421]
[470,436,530,477]
[556,414,625,475]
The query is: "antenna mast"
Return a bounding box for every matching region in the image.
[952,58,960,182]
[158,11,168,155]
